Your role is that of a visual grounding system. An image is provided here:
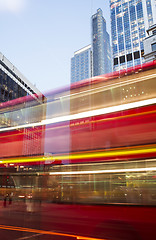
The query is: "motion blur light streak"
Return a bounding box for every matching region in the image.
[62,73,156,99]
[41,97,156,125]
[0,61,156,240]
[0,97,155,132]
[0,144,155,165]
[0,107,155,142]
[0,225,105,240]
[49,166,156,176]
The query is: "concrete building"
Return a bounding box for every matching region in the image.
[143,24,156,62]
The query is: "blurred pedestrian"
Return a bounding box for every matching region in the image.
[3,194,8,207]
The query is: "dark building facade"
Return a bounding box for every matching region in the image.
[0,52,41,103]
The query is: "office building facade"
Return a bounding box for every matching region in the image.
[71,45,92,84]
[91,8,112,76]
[0,52,46,156]
[0,52,41,103]
[110,0,156,71]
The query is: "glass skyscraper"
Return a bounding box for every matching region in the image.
[92,8,112,76]
[71,45,92,84]
[71,9,112,83]
[110,0,156,71]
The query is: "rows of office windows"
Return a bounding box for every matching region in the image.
[110,0,152,71]
[114,50,144,65]
[71,50,91,83]
[0,69,27,102]
[146,0,153,26]
[114,59,143,71]
[0,60,35,96]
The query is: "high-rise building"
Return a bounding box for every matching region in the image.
[91,8,112,76]
[110,0,156,71]
[71,45,92,84]
[0,52,41,103]
[71,8,112,83]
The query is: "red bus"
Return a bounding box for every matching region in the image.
[0,61,156,240]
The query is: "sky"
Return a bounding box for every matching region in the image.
[0,0,111,94]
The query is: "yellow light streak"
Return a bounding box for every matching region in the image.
[0,144,155,164]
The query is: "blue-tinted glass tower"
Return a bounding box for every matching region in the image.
[110,0,156,71]
[71,45,92,84]
[92,8,112,76]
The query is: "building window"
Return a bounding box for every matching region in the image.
[1,88,4,95]
[134,51,140,59]
[114,58,118,65]
[119,55,125,64]
[152,29,156,35]
[126,53,132,61]
[141,50,144,56]
[151,43,156,51]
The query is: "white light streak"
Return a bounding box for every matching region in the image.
[49,167,156,176]
[0,97,155,133]
[41,97,156,124]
